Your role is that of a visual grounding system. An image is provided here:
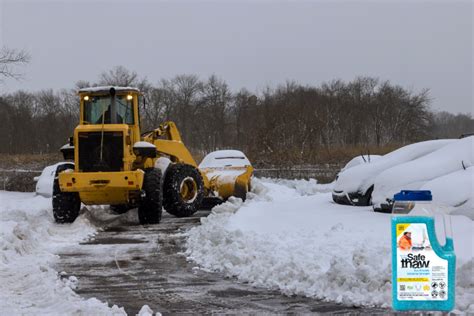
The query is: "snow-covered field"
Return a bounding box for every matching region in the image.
[186,178,474,313]
[0,191,126,315]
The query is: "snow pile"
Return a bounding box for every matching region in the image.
[186,179,474,312]
[0,191,126,315]
[258,177,334,194]
[334,139,454,194]
[137,304,161,316]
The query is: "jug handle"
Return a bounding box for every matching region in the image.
[441,213,454,252]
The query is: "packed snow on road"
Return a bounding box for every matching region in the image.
[0,191,165,315]
[0,191,124,314]
[186,178,474,313]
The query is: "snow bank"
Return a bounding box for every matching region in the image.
[372,137,473,211]
[334,139,454,194]
[137,304,161,316]
[0,191,126,315]
[186,179,474,312]
[258,177,334,194]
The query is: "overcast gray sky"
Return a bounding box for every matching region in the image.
[1,0,472,114]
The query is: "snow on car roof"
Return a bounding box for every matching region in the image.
[341,155,381,172]
[205,150,247,158]
[78,86,140,94]
[199,150,251,168]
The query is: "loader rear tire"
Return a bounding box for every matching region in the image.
[163,164,204,217]
[52,164,80,224]
[138,168,163,225]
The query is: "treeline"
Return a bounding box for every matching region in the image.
[0,67,472,165]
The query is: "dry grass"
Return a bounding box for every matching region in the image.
[0,144,402,170]
[247,144,402,168]
[0,153,62,170]
[0,153,62,192]
[0,144,403,191]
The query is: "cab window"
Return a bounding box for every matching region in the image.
[83,95,134,124]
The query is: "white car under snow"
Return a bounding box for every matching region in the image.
[34,162,74,198]
[332,139,455,206]
[333,137,473,219]
[371,136,473,216]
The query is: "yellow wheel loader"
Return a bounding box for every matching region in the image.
[54,86,253,224]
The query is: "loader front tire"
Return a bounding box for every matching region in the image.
[163,164,204,217]
[138,168,163,225]
[52,164,80,224]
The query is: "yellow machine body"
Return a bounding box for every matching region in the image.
[58,86,252,206]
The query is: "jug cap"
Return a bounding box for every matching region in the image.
[393,190,432,201]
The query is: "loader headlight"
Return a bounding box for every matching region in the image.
[126,95,133,101]
[83,96,89,101]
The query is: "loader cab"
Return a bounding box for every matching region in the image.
[78,86,141,138]
[75,86,142,173]
[79,87,140,125]
[83,94,134,125]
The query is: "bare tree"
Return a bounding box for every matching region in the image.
[98,66,139,87]
[0,47,30,80]
[0,73,452,166]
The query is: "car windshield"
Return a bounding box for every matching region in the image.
[83,95,134,124]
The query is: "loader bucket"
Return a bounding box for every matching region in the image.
[198,150,253,201]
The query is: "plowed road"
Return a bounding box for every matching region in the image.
[58,210,389,315]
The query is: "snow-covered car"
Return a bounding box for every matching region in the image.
[371,136,473,214]
[35,162,74,198]
[421,167,474,219]
[199,150,253,202]
[332,139,455,206]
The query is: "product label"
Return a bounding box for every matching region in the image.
[396,223,448,301]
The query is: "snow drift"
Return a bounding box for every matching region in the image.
[0,191,126,315]
[186,178,474,313]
